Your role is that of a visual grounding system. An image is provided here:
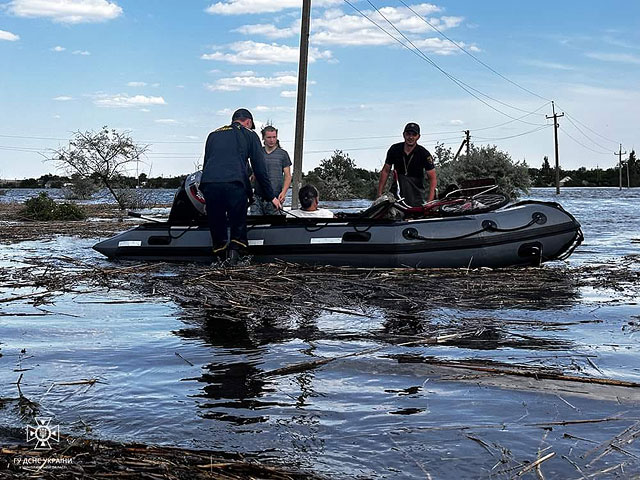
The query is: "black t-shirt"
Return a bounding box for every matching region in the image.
[384,143,435,177]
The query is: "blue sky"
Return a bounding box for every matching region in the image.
[1,0,638,179]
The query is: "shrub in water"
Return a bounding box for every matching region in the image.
[22,192,86,220]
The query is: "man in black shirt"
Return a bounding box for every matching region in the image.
[377,122,436,206]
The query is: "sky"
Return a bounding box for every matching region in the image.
[1,0,639,179]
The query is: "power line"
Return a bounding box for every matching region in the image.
[558,126,610,155]
[554,106,619,146]
[397,0,551,102]
[474,124,551,141]
[561,113,616,152]
[362,0,547,121]
[344,0,546,125]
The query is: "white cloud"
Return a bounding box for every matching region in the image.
[310,7,472,54]
[232,70,257,76]
[566,83,638,100]
[53,95,73,101]
[586,52,640,65]
[0,29,20,41]
[72,49,90,55]
[254,105,295,113]
[412,37,478,55]
[216,108,233,116]
[51,45,65,51]
[280,90,297,98]
[155,118,178,124]
[206,0,340,15]
[127,81,147,87]
[448,119,464,125]
[522,59,575,71]
[206,74,299,91]
[8,0,123,24]
[94,94,166,108]
[201,40,332,64]
[233,23,296,39]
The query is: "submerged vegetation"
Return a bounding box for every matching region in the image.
[20,192,86,221]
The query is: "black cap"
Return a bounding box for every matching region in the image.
[403,122,420,135]
[231,108,255,129]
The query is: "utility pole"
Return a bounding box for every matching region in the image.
[291,0,311,209]
[546,101,564,194]
[453,130,471,161]
[615,144,627,191]
[465,130,470,158]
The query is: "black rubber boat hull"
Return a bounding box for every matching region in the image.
[93,201,582,268]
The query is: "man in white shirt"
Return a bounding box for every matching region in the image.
[290,184,334,218]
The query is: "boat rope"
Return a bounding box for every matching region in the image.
[404,215,541,242]
[556,227,584,260]
[404,226,487,242]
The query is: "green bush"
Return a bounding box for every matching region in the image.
[303,150,378,200]
[22,192,86,220]
[435,144,531,200]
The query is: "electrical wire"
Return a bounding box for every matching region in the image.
[558,126,611,155]
[474,124,551,141]
[397,0,551,102]
[561,113,617,152]
[348,0,547,124]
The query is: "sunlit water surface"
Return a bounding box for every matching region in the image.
[1,187,639,478]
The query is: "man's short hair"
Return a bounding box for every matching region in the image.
[231,108,255,129]
[261,125,278,138]
[299,184,319,210]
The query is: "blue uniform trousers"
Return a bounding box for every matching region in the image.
[200,181,249,253]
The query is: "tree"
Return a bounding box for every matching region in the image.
[628,150,639,187]
[303,150,378,200]
[436,144,531,199]
[51,127,149,209]
[63,173,98,200]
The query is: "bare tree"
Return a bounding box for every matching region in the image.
[51,126,149,209]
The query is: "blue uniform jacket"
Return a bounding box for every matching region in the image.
[201,122,276,201]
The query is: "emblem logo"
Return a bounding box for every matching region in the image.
[26,417,60,450]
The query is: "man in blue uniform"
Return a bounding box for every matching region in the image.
[200,108,282,265]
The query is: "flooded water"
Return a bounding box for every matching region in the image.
[1,187,639,478]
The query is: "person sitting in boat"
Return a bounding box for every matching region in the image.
[377,122,437,207]
[249,124,292,215]
[290,184,334,218]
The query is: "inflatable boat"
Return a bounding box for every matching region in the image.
[93,176,582,268]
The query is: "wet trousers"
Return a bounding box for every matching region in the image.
[199,181,248,253]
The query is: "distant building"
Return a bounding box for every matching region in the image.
[559,176,572,186]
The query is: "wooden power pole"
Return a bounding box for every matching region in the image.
[615,144,627,191]
[453,130,471,161]
[291,0,311,209]
[465,130,470,157]
[546,101,564,194]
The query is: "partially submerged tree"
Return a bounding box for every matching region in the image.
[435,143,531,199]
[304,150,378,200]
[63,173,99,200]
[51,127,149,209]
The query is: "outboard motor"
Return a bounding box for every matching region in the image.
[168,171,207,224]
